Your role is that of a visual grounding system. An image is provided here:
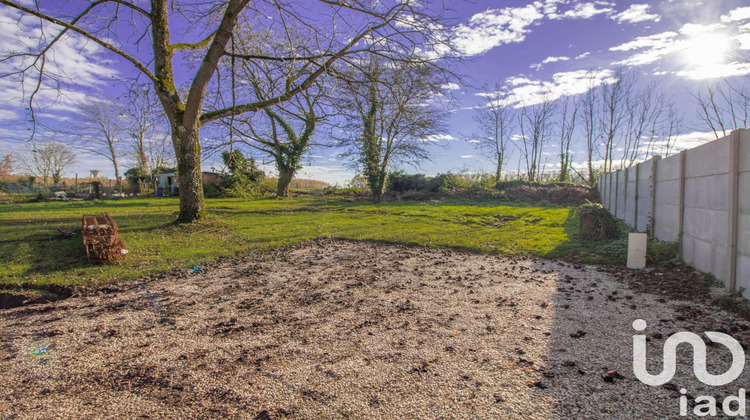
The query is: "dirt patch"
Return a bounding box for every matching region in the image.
[0,285,74,309]
[2,240,749,419]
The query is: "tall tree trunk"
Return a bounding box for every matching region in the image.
[495,152,502,183]
[174,124,206,222]
[138,136,149,173]
[277,166,294,197]
[371,167,386,203]
[113,159,120,193]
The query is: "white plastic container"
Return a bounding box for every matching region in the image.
[627,232,647,269]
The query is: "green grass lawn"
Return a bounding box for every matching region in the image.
[0,196,585,288]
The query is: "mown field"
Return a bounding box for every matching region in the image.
[0,196,586,288]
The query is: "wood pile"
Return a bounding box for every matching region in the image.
[82,213,128,263]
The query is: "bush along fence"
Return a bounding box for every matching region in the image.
[597,129,750,298]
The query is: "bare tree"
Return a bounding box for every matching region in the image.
[23,142,76,185]
[693,79,750,139]
[229,90,324,197]
[469,85,515,183]
[518,97,555,182]
[620,87,661,168]
[2,0,457,222]
[215,29,330,198]
[599,67,636,173]
[336,59,446,202]
[557,96,578,182]
[123,84,169,174]
[661,103,683,157]
[577,73,601,186]
[71,98,126,191]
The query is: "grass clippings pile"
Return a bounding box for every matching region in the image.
[2,240,749,419]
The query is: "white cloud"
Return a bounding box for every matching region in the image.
[736,33,750,50]
[461,155,473,158]
[0,109,18,120]
[425,134,456,142]
[610,31,678,52]
[675,62,750,79]
[721,7,750,23]
[611,4,661,24]
[530,55,570,70]
[575,51,590,59]
[679,23,724,35]
[452,5,545,56]
[608,20,750,80]
[441,83,460,91]
[452,1,618,57]
[504,69,616,107]
[609,31,680,66]
[506,77,540,86]
[0,6,120,138]
[556,2,614,20]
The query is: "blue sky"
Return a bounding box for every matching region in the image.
[0,0,749,185]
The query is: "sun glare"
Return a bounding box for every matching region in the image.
[682,33,731,66]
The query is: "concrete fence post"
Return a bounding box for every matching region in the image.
[650,156,661,238]
[603,174,607,208]
[613,170,619,216]
[611,171,616,212]
[678,150,687,259]
[625,169,630,220]
[728,130,740,293]
[634,163,640,230]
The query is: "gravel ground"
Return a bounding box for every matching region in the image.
[2,239,750,419]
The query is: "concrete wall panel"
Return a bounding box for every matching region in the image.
[737,256,750,297]
[740,130,750,173]
[683,207,728,247]
[655,179,679,204]
[690,237,716,276]
[714,246,729,283]
[684,136,731,178]
[657,154,681,181]
[684,174,729,211]
[617,170,627,218]
[654,202,680,242]
[739,172,750,214]
[625,166,637,227]
[738,213,750,256]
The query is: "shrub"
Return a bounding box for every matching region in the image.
[647,240,679,265]
[220,150,265,197]
[124,167,150,193]
[387,171,429,192]
[203,182,222,198]
[387,172,467,194]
